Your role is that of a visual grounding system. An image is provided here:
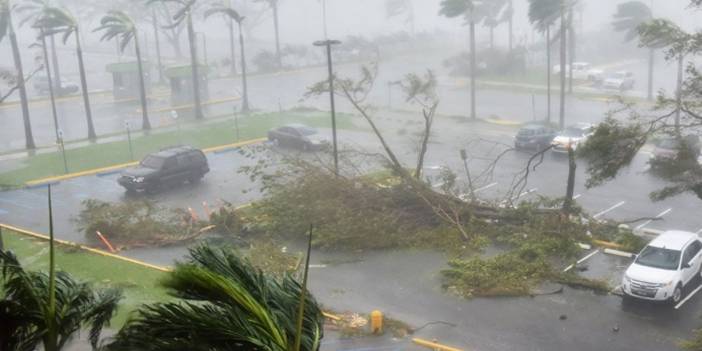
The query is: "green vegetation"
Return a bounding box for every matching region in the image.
[0,111,354,187]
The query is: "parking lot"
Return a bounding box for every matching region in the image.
[2,118,702,350]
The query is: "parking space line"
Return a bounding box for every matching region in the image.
[563,249,600,272]
[475,182,498,193]
[675,284,702,309]
[634,208,673,230]
[593,201,626,219]
[573,194,582,200]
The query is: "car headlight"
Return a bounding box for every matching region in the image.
[623,275,631,283]
[134,177,145,183]
[662,280,674,288]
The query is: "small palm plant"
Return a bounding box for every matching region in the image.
[94,10,152,130]
[107,244,324,350]
[205,3,250,112]
[34,6,97,140]
[0,185,122,351]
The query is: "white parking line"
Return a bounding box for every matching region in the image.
[432,181,445,188]
[475,182,498,193]
[634,208,673,231]
[563,249,601,272]
[513,188,537,201]
[675,284,702,309]
[573,194,582,200]
[593,201,626,219]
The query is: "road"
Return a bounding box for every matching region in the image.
[2,111,702,350]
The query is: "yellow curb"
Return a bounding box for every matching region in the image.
[322,312,342,321]
[24,138,266,186]
[484,118,522,126]
[0,223,172,273]
[0,90,111,110]
[413,338,464,351]
[592,239,624,250]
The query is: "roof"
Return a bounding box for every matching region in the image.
[648,231,698,250]
[150,145,197,158]
[164,64,210,79]
[106,61,150,73]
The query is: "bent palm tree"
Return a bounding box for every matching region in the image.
[612,1,654,100]
[107,245,324,350]
[95,10,151,130]
[147,0,204,119]
[255,0,282,69]
[35,6,97,140]
[0,0,35,149]
[205,4,250,112]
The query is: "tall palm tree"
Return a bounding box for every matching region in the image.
[106,245,324,350]
[15,0,62,94]
[95,10,152,130]
[439,0,487,120]
[0,0,36,149]
[0,186,122,351]
[612,1,654,101]
[255,0,282,69]
[205,4,250,112]
[147,0,204,119]
[482,0,509,50]
[35,6,97,140]
[386,0,415,35]
[528,0,559,123]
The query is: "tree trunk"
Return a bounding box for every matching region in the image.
[187,13,204,119]
[563,145,576,213]
[508,0,513,53]
[41,31,61,143]
[273,2,282,69]
[469,19,476,120]
[546,27,551,123]
[228,11,237,75]
[415,104,438,179]
[50,35,61,92]
[568,8,574,94]
[76,31,96,140]
[559,7,566,130]
[152,9,164,84]
[239,22,250,112]
[134,34,151,130]
[675,54,683,134]
[9,15,35,149]
[647,48,654,101]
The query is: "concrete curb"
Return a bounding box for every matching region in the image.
[413,338,463,351]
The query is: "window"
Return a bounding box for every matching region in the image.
[683,241,702,265]
[176,155,190,167]
[141,155,165,169]
[635,246,681,271]
[162,157,177,170]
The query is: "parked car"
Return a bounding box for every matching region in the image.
[551,123,595,153]
[33,75,80,95]
[652,135,702,161]
[552,62,603,83]
[514,123,557,150]
[622,230,702,304]
[603,71,635,91]
[267,124,329,151]
[118,146,209,193]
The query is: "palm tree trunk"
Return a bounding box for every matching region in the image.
[50,35,61,92]
[568,8,574,94]
[75,31,96,140]
[46,185,57,351]
[228,13,237,75]
[469,19,476,120]
[187,12,204,119]
[647,48,654,101]
[41,31,61,143]
[675,54,683,134]
[134,34,151,130]
[563,145,576,213]
[559,7,566,129]
[508,0,513,53]
[272,2,282,69]
[152,9,164,84]
[9,15,35,149]
[546,27,551,122]
[238,21,250,112]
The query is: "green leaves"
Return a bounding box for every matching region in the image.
[612,1,652,42]
[203,4,244,24]
[94,10,136,53]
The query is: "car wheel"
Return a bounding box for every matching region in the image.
[189,173,202,184]
[672,283,683,304]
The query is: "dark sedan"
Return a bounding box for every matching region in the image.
[514,123,557,150]
[267,124,330,151]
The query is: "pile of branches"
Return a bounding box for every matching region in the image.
[74,199,211,250]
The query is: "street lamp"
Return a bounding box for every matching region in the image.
[125,121,134,161]
[313,39,341,176]
[171,110,181,143]
[57,129,68,174]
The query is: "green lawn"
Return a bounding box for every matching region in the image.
[2,230,169,327]
[0,111,355,187]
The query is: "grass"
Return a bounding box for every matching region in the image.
[2,230,169,327]
[0,111,355,187]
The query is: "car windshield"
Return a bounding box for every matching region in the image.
[296,127,317,136]
[635,246,681,270]
[140,155,165,169]
[561,128,584,138]
[518,128,537,136]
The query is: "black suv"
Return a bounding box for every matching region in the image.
[514,123,557,150]
[118,146,209,193]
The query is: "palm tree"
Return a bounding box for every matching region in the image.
[205,4,250,112]
[255,0,282,69]
[15,0,62,94]
[481,0,509,50]
[612,1,654,101]
[35,6,97,140]
[106,245,324,350]
[0,0,36,149]
[95,10,152,130]
[147,0,204,119]
[439,0,487,120]
[386,0,415,35]
[528,0,559,123]
[0,186,122,351]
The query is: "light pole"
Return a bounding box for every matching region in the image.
[313,39,341,176]
[171,110,181,143]
[125,121,134,161]
[387,80,401,109]
[57,129,68,174]
[233,106,240,141]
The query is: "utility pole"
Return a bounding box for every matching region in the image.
[313,39,341,176]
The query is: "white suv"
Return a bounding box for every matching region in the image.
[622,231,702,304]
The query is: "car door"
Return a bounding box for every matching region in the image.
[681,241,702,285]
[159,156,179,184]
[277,127,294,146]
[175,154,192,182]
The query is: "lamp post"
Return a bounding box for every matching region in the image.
[57,129,68,174]
[233,106,240,141]
[387,80,401,109]
[125,121,134,161]
[171,110,181,143]
[313,39,341,176]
